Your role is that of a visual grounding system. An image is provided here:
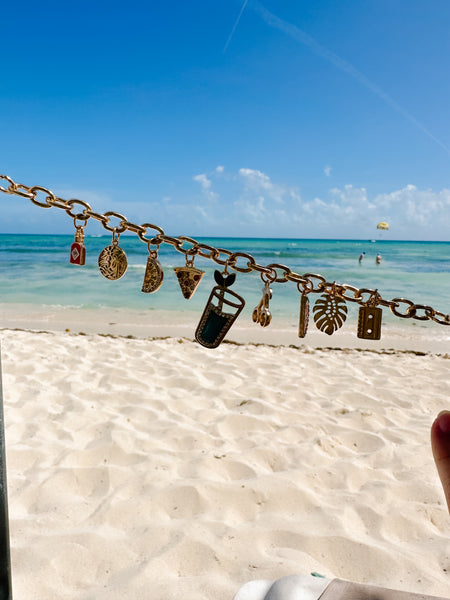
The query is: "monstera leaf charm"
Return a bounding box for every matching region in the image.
[313,294,347,335]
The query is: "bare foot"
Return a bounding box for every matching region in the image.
[431,411,450,512]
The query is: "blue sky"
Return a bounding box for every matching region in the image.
[1,0,449,239]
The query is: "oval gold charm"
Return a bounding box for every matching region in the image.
[98,245,128,280]
[142,257,164,293]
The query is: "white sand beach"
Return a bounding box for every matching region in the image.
[1,316,450,599]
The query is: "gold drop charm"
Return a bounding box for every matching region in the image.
[142,245,164,293]
[98,231,128,280]
[313,291,347,335]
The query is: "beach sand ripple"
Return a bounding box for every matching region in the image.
[1,329,449,599]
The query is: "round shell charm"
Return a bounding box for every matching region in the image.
[142,257,164,293]
[98,245,128,280]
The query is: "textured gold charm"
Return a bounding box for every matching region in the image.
[98,235,128,280]
[357,305,382,340]
[313,294,347,335]
[298,293,310,338]
[174,264,204,299]
[252,280,272,327]
[142,256,164,293]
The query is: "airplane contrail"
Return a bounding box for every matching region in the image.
[223,0,248,53]
[248,0,450,156]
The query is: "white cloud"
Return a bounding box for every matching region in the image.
[224,173,450,238]
[215,165,225,173]
[324,165,332,177]
[193,173,212,190]
[239,167,270,183]
[330,184,367,203]
[308,184,450,237]
[4,170,450,239]
[289,189,302,204]
[373,185,450,228]
[188,166,450,237]
[238,167,287,204]
[193,204,211,221]
[193,173,218,201]
[234,195,267,224]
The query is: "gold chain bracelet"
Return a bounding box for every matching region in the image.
[1,173,449,347]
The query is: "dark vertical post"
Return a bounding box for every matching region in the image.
[0,351,12,599]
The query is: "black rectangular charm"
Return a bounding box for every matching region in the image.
[357,306,382,340]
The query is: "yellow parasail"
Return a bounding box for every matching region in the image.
[376,221,389,230]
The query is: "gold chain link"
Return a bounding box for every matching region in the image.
[1,173,449,326]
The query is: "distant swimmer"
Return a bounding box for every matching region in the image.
[376,253,382,264]
[358,252,365,264]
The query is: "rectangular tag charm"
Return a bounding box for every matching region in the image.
[357,306,382,340]
[70,226,86,265]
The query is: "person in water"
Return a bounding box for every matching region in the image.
[376,253,382,264]
[358,252,365,263]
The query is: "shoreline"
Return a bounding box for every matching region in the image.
[1,327,448,359]
[0,302,448,355]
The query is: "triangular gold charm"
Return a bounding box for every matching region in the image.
[174,265,205,299]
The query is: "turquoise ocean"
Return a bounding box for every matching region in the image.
[0,234,449,332]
